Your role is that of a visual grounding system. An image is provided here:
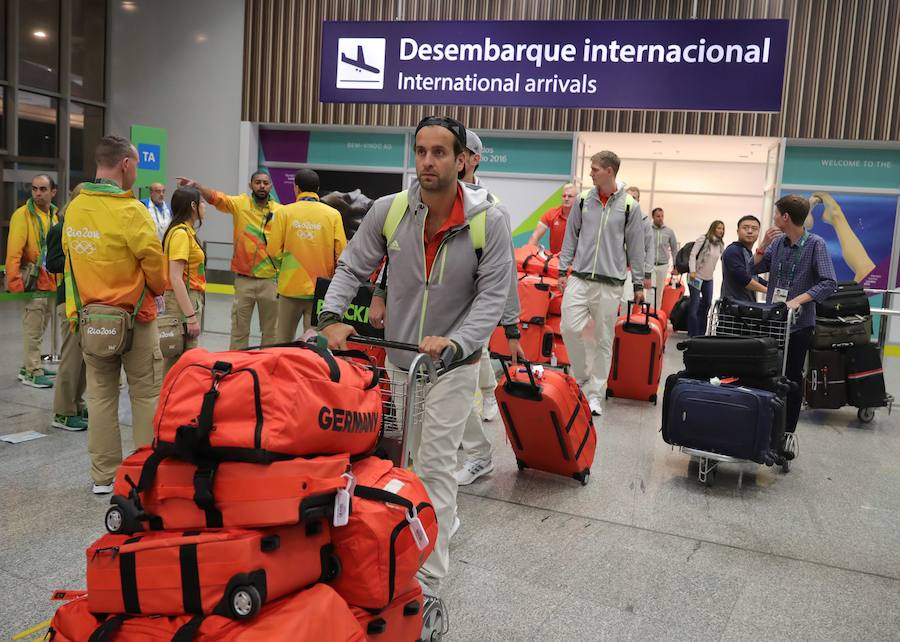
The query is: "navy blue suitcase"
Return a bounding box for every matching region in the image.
[662,374,779,465]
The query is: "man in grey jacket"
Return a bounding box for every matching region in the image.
[558,151,646,416]
[318,116,514,614]
[651,207,679,309]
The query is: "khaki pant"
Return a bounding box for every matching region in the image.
[230,275,278,350]
[653,264,671,309]
[460,348,495,462]
[53,303,86,416]
[84,320,162,485]
[22,295,53,375]
[276,296,314,343]
[560,277,622,401]
[388,358,478,593]
[163,290,204,374]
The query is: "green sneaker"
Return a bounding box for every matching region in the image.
[52,414,88,431]
[21,372,53,389]
[43,367,57,376]
[17,368,27,382]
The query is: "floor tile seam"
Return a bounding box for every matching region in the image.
[458,490,900,583]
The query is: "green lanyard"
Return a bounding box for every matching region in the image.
[26,199,57,265]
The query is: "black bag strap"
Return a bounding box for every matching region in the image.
[244,340,341,383]
[171,615,206,642]
[354,485,415,513]
[88,615,130,642]
[192,461,223,528]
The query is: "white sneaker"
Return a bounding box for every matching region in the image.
[481,394,499,421]
[92,483,113,495]
[453,458,494,486]
[449,514,460,540]
[588,397,603,416]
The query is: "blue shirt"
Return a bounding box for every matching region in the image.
[721,241,758,303]
[753,232,837,332]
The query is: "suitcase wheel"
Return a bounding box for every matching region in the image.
[321,550,342,583]
[105,505,126,534]
[573,471,590,486]
[228,584,262,619]
[515,459,527,472]
[367,618,387,635]
[605,389,612,399]
[650,393,657,405]
[105,499,141,534]
[857,407,875,423]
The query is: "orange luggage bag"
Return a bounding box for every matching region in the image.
[607,302,664,404]
[351,581,424,641]
[86,523,338,619]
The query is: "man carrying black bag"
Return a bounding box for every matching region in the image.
[753,195,837,436]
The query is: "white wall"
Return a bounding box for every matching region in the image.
[108,0,244,245]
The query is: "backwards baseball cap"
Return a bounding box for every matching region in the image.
[414,115,467,150]
[465,130,484,156]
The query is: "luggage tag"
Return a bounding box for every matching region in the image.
[52,590,87,601]
[406,506,430,551]
[333,471,356,527]
[773,287,789,304]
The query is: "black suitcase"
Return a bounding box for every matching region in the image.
[845,344,887,407]
[678,336,781,378]
[812,316,872,349]
[816,289,870,318]
[661,373,779,465]
[670,297,689,332]
[720,297,788,323]
[805,349,847,409]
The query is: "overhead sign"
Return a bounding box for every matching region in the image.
[130,125,167,188]
[782,146,900,190]
[320,20,789,112]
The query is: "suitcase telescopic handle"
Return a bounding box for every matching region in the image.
[490,352,539,388]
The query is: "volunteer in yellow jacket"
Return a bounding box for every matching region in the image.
[63,135,167,495]
[267,169,347,342]
[6,174,59,388]
[176,172,279,349]
[162,186,207,374]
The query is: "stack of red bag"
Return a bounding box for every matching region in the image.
[47,344,437,641]
[490,244,569,366]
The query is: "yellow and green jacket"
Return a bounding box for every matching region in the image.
[5,199,59,292]
[164,223,207,293]
[209,191,280,279]
[266,193,347,298]
[62,181,167,323]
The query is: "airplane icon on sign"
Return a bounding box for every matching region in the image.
[341,45,380,74]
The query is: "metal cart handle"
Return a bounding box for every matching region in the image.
[346,335,456,370]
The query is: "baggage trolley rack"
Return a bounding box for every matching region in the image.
[345,336,451,470]
[681,301,797,486]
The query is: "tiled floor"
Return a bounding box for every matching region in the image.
[1,294,899,641]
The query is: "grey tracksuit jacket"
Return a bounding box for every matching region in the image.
[558,182,647,285]
[322,180,514,370]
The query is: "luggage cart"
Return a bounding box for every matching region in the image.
[678,301,797,486]
[340,336,453,642]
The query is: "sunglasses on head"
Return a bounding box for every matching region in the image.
[415,116,467,148]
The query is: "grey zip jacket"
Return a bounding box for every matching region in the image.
[558,182,647,284]
[642,215,656,277]
[322,179,514,370]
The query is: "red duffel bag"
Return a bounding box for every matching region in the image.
[105,448,349,534]
[154,344,381,463]
[351,581,424,640]
[48,584,365,641]
[330,456,437,610]
[87,523,338,618]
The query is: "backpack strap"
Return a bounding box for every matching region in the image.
[469,210,487,262]
[382,190,409,246]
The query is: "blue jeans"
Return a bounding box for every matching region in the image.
[687,279,713,337]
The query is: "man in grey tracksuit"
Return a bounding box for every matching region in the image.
[651,207,679,309]
[318,117,513,610]
[558,151,646,416]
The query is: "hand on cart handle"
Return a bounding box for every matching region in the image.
[420,336,457,366]
[319,322,355,351]
[336,334,457,370]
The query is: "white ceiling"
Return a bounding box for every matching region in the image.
[579,132,779,164]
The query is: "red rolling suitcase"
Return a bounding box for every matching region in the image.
[49,584,366,641]
[490,322,545,363]
[493,359,596,485]
[106,447,349,534]
[517,274,553,324]
[661,275,685,317]
[86,523,339,619]
[351,581,424,641]
[607,302,664,403]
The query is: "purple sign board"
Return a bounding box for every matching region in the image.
[320,20,789,112]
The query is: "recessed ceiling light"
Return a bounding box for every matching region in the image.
[121,1,137,11]
[651,140,663,144]
[738,154,750,158]
[195,33,208,43]
[33,30,47,39]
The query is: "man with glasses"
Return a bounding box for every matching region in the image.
[318,116,514,636]
[141,182,172,241]
[6,174,59,388]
